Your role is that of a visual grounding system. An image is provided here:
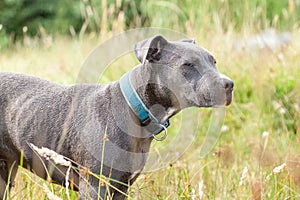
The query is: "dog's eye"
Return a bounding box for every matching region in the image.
[184,63,194,68]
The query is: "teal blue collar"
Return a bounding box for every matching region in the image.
[119,71,170,137]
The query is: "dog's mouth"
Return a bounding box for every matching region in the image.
[219,77,234,106]
[225,89,233,106]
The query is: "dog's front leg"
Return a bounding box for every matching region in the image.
[0,176,7,200]
[78,175,128,200]
[78,175,101,200]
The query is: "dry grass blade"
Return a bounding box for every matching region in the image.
[29,143,71,167]
[30,143,72,199]
[239,166,249,187]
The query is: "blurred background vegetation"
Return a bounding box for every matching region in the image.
[0,0,299,45]
[1,0,300,199]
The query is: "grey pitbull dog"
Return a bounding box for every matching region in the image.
[0,35,233,199]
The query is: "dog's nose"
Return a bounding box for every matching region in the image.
[223,79,234,91]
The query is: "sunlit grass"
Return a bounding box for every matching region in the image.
[0,29,300,199]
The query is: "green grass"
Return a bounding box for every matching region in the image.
[0,29,300,199]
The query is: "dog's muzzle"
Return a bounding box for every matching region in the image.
[196,72,234,107]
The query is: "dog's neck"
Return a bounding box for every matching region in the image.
[129,65,181,124]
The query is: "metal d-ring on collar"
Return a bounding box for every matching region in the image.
[152,123,168,141]
[119,70,170,141]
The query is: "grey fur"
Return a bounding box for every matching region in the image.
[0,35,233,199]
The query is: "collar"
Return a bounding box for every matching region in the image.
[119,70,170,140]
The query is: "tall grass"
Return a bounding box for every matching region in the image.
[75,0,300,35]
[0,0,299,49]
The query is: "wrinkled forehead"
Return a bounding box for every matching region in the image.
[168,41,215,63]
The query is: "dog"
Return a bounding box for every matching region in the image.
[0,35,233,199]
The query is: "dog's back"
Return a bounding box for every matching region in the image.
[0,72,64,96]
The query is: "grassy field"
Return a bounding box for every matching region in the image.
[0,28,300,200]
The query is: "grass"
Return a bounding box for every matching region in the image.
[0,28,300,199]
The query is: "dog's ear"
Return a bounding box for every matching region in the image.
[180,38,196,44]
[134,35,168,63]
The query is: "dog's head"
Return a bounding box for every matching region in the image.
[134,35,234,108]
